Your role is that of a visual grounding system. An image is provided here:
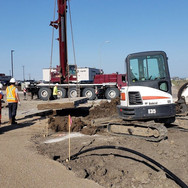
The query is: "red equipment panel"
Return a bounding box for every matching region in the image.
[94,74,127,89]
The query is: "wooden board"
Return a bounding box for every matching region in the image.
[37,97,88,110]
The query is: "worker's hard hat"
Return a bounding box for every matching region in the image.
[10,78,16,83]
[0,83,3,89]
[55,83,58,85]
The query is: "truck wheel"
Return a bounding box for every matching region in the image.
[38,87,52,101]
[82,87,96,100]
[68,88,78,98]
[177,82,188,101]
[105,87,120,99]
[58,88,66,98]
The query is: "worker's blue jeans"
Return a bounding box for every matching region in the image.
[8,103,17,123]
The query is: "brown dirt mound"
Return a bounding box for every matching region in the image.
[48,116,85,132]
[86,98,119,120]
[48,116,100,135]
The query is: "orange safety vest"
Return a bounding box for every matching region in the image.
[6,85,18,103]
[0,95,1,124]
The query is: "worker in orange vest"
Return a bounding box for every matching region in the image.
[0,94,2,125]
[0,83,4,125]
[6,78,21,125]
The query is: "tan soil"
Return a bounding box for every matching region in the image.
[38,93,188,188]
[1,86,188,188]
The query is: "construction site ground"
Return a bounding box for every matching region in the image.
[0,85,188,188]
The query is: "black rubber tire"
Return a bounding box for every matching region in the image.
[82,87,96,100]
[38,87,52,101]
[58,88,66,98]
[105,87,120,99]
[177,82,188,100]
[68,88,78,98]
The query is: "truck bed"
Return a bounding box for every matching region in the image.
[37,97,88,110]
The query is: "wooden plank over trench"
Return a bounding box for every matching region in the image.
[37,97,88,110]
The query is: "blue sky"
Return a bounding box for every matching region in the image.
[1,0,188,80]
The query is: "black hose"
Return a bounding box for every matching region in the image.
[70,145,188,188]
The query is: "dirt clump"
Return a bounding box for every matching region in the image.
[48,116,85,132]
[48,116,99,135]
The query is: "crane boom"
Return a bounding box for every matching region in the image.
[50,0,67,82]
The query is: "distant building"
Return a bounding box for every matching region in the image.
[171,77,188,81]
[171,77,180,81]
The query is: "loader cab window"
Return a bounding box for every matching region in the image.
[129,55,167,82]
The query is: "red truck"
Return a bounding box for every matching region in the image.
[28,71,126,101]
[27,0,127,100]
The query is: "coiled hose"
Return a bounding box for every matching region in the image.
[70,145,188,188]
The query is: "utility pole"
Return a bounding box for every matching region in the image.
[11,50,14,77]
[22,66,25,81]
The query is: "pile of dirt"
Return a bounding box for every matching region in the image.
[48,98,120,135]
[86,97,119,120]
[48,116,84,132]
[48,116,99,135]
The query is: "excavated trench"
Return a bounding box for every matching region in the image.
[48,98,120,135]
[34,85,188,188]
[36,97,188,188]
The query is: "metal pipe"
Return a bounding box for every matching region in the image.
[11,50,14,77]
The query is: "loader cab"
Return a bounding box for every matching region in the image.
[126,51,172,94]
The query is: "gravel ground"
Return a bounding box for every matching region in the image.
[0,92,102,188]
[0,86,188,188]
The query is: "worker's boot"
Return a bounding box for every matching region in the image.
[9,118,13,125]
[12,117,17,125]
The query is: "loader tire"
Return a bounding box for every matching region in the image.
[105,87,120,99]
[38,87,52,101]
[177,82,188,100]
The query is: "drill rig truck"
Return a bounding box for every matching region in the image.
[27,0,126,101]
